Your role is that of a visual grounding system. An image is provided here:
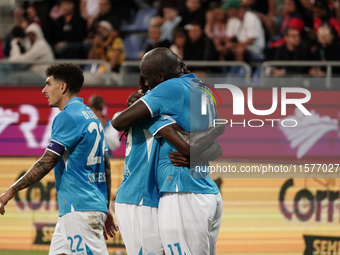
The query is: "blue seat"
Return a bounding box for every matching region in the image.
[123,34,143,60]
[122,8,156,32]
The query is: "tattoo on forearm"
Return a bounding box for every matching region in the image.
[104,152,111,207]
[12,150,60,192]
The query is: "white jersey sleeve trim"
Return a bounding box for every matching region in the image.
[46,148,61,157]
[51,139,64,146]
[47,139,66,156]
[152,121,176,137]
[139,98,154,118]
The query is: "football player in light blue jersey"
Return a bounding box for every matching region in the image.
[112,48,224,255]
[88,95,121,157]
[115,92,176,255]
[0,63,117,255]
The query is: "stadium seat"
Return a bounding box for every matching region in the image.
[123,34,143,60]
[121,8,156,32]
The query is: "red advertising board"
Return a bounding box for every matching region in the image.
[1,86,339,163]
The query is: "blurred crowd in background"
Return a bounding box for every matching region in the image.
[1,0,340,81]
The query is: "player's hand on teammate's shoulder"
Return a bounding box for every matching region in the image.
[0,187,16,215]
[169,151,190,167]
[127,91,144,107]
[103,210,119,240]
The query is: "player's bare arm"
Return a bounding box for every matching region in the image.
[0,150,60,215]
[111,100,151,131]
[104,151,111,209]
[103,151,119,239]
[169,142,222,167]
[158,121,225,158]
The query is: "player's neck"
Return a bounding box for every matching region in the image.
[59,94,79,111]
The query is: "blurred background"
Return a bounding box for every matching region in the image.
[0,0,340,254]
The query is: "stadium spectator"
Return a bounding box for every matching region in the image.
[3,9,29,58]
[26,2,54,45]
[27,3,42,26]
[159,4,182,41]
[331,0,340,25]
[80,0,100,28]
[86,21,125,84]
[245,0,276,37]
[170,27,187,59]
[222,0,265,61]
[111,0,138,28]
[88,21,125,72]
[155,0,185,17]
[312,0,340,41]
[54,0,87,59]
[9,26,30,56]
[7,23,54,83]
[179,0,206,29]
[310,24,340,76]
[205,2,227,39]
[183,23,218,61]
[9,23,54,63]
[13,7,26,28]
[49,2,64,21]
[268,0,306,49]
[88,95,121,157]
[204,2,227,59]
[270,27,313,76]
[89,0,121,38]
[139,25,171,59]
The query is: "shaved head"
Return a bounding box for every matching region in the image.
[140,47,184,90]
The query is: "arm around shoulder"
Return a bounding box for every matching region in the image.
[111,100,151,131]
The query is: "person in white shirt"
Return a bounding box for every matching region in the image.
[160,5,182,41]
[222,0,265,61]
[7,23,54,84]
[80,0,99,28]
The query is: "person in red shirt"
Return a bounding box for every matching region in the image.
[269,0,306,48]
[312,0,340,41]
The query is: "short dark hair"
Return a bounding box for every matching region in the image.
[173,26,187,38]
[45,63,84,94]
[284,27,299,36]
[60,0,75,4]
[11,26,25,38]
[88,95,105,111]
[163,3,179,11]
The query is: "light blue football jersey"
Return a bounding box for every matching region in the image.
[115,115,175,207]
[141,73,220,194]
[48,97,108,216]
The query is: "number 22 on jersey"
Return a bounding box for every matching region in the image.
[87,121,105,166]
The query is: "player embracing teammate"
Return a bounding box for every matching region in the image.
[112,47,224,255]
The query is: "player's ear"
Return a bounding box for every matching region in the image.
[60,82,68,94]
[158,73,165,83]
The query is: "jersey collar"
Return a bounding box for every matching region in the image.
[179,73,196,79]
[63,97,83,110]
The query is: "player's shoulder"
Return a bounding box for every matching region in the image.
[54,109,72,121]
[154,73,194,92]
[64,101,90,116]
[58,102,91,123]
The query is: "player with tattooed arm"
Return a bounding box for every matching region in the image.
[0,63,118,255]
